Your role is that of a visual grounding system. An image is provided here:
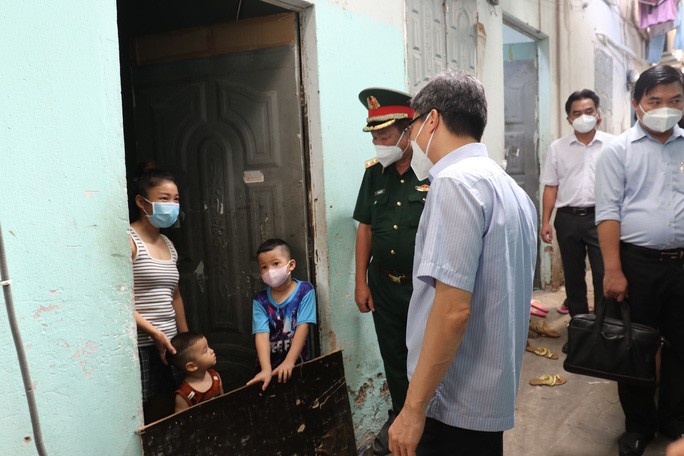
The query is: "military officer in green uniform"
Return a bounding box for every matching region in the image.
[353,88,429,455]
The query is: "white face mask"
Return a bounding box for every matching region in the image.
[410,117,435,181]
[639,104,682,133]
[374,130,409,167]
[260,263,291,288]
[572,114,598,134]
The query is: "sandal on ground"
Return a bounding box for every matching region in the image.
[525,346,559,360]
[529,374,567,387]
[530,307,547,318]
[530,299,549,313]
[529,320,561,338]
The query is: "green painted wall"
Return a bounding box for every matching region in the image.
[310,0,408,438]
[0,1,141,455]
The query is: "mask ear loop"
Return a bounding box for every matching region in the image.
[137,195,153,217]
[424,111,436,159]
[396,129,411,153]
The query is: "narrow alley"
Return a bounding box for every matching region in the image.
[505,288,671,456]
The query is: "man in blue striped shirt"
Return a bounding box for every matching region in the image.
[596,64,684,456]
[388,70,537,456]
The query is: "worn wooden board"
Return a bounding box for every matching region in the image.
[139,350,356,456]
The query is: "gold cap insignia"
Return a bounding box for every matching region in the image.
[367,96,381,110]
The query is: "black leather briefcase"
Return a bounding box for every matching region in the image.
[564,301,661,386]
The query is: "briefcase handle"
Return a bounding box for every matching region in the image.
[594,299,634,349]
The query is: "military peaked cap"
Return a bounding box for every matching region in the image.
[358,87,414,132]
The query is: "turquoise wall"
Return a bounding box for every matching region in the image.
[311,0,408,437]
[0,1,141,455]
[0,0,409,450]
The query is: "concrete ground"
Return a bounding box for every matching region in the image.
[505,287,671,456]
[361,286,675,456]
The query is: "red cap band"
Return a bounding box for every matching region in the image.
[367,105,414,119]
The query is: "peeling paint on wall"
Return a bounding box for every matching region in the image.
[71,340,98,378]
[32,304,60,319]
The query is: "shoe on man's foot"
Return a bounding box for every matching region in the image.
[618,431,653,456]
[372,410,396,456]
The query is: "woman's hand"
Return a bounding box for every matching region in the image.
[152,330,175,364]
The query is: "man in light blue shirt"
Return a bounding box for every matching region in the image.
[388,70,537,456]
[596,64,684,456]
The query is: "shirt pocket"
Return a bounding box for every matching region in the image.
[406,190,428,227]
[370,191,389,220]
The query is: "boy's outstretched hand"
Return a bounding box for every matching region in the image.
[272,360,295,383]
[246,369,273,391]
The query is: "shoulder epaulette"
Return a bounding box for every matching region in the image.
[364,157,380,169]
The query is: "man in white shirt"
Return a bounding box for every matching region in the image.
[540,90,615,329]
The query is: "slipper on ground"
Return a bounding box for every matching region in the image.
[529,374,567,387]
[530,307,547,318]
[525,346,559,360]
[530,299,549,313]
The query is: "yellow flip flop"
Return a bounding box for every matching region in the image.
[525,346,559,360]
[529,374,567,387]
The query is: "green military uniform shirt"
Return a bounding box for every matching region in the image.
[353,161,429,274]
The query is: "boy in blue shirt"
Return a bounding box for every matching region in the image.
[246,239,317,391]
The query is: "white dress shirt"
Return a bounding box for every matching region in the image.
[541,130,616,207]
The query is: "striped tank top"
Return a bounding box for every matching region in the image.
[129,227,179,347]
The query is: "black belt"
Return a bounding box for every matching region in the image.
[621,242,684,262]
[557,206,595,216]
[379,268,411,284]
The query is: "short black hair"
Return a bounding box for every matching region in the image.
[633,65,684,102]
[564,89,600,115]
[133,168,176,199]
[410,70,487,141]
[256,238,292,258]
[166,331,205,370]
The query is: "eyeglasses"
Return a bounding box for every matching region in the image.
[403,112,428,134]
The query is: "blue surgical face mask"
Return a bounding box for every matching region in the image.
[142,197,180,228]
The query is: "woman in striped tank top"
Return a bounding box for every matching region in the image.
[129,169,188,423]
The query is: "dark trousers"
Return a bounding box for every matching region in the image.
[368,262,411,413]
[615,244,684,435]
[416,417,503,456]
[554,210,604,316]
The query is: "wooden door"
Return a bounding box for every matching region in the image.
[131,14,310,388]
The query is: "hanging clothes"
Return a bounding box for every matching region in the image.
[640,0,678,29]
[647,33,668,63]
[675,0,684,49]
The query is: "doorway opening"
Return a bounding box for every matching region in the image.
[502,21,541,288]
[116,0,316,391]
